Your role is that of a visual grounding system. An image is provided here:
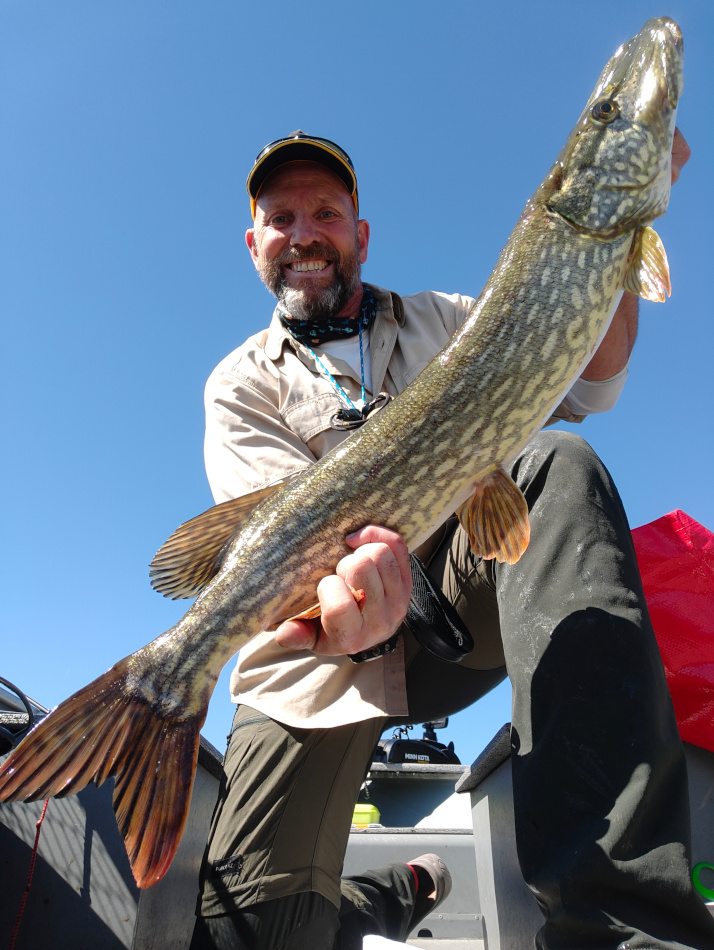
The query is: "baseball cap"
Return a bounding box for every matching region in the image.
[247,131,359,218]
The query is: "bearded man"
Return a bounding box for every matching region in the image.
[190,132,714,950]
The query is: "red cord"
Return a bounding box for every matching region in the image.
[9,798,49,950]
[406,862,420,894]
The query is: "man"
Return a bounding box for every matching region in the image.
[191,131,714,949]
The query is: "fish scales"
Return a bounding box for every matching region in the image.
[0,18,683,888]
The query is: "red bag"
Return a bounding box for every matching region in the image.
[632,510,714,753]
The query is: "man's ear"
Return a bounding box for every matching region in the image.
[357,219,370,265]
[246,228,259,267]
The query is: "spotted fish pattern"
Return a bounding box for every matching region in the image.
[0,18,683,889]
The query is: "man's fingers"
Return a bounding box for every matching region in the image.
[275,618,319,651]
[276,578,368,656]
[671,128,690,185]
[277,526,412,657]
[345,525,412,593]
[317,574,364,627]
[339,542,410,623]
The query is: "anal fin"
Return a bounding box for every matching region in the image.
[285,586,366,623]
[623,225,671,302]
[457,468,530,565]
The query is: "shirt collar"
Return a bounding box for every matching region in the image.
[263,283,399,361]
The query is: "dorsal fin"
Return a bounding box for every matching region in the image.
[623,225,671,302]
[149,477,295,599]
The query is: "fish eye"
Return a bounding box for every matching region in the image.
[592,99,619,123]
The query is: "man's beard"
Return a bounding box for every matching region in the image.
[257,241,362,322]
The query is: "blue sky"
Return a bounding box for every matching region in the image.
[2,1,713,764]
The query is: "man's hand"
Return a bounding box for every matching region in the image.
[670,127,690,185]
[582,128,690,382]
[275,525,412,656]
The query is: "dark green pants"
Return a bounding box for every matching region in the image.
[191,861,419,950]
[193,432,714,949]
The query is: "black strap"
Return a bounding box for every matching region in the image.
[348,630,401,664]
[404,555,474,663]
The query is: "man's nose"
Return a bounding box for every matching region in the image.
[289,213,321,246]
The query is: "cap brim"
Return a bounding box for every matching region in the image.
[248,140,358,214]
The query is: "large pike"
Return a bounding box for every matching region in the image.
[0,18,682,887]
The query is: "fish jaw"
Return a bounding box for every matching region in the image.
[545,17,683,238]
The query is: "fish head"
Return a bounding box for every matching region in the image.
[545,17,683,238]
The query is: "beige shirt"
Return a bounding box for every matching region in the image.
[204,284,614,728]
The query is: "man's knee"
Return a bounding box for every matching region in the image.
[520,428,601,470]
[198,710,385,917]
[513,429,617,502]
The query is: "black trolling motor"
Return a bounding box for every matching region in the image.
[373,718,461,766]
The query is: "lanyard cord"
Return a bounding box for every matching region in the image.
[301,321,367,413]
[281,289,375,416]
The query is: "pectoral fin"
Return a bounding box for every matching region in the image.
[457,468,530,565]
[149,476,296,599]
[623,225,671,302]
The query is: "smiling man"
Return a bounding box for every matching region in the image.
[247,161,368,326]
[190,131,714,950]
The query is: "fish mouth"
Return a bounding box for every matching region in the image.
[640,18,683,110]
[596,16,683,113]
[545,17,683,238]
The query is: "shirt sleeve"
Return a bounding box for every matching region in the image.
[204,361,314,504]
[423,290,628,422]
[416,291,478,337]
[560,363,629,416]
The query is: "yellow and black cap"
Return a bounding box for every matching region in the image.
[247,131,358,218]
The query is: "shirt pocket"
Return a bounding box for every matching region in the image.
[281,390,344,444]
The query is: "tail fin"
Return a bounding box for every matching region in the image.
[0,659,203,888]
